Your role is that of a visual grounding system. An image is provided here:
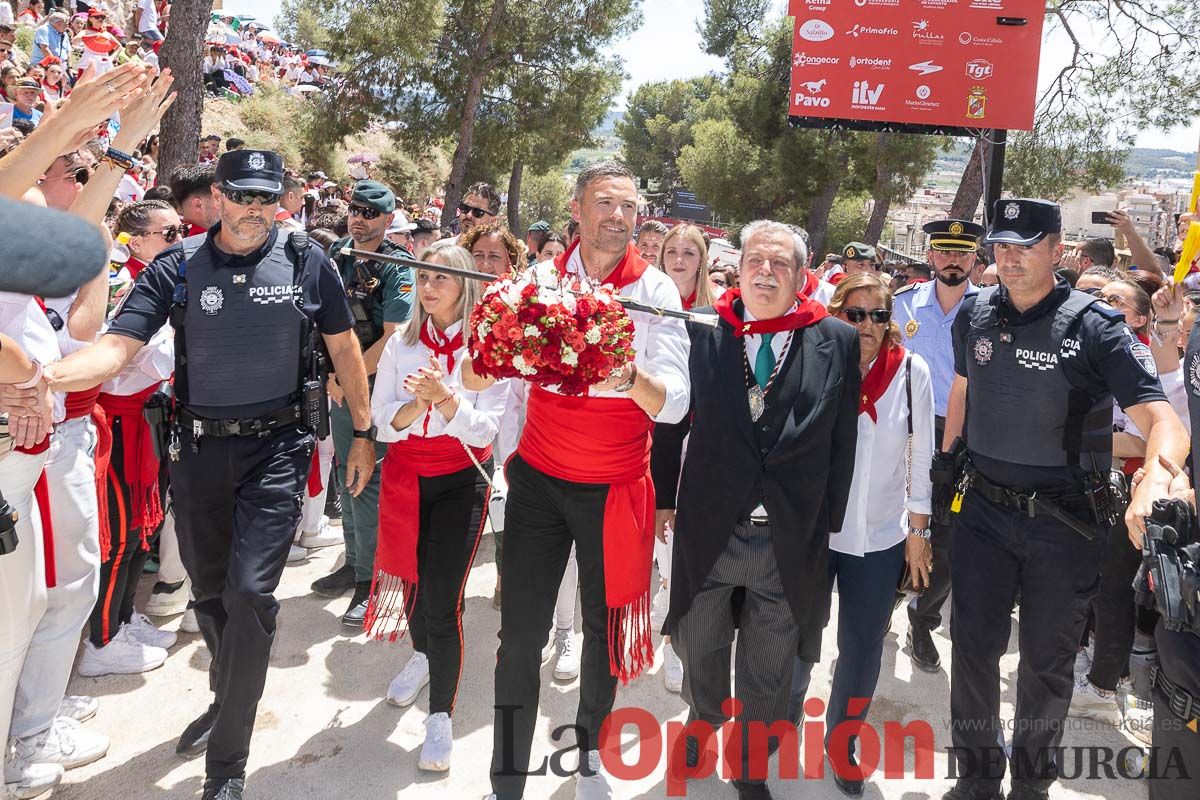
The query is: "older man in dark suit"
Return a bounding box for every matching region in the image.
[657,220,861,800]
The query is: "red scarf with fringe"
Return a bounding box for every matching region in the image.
[553,240,649,289]
[366,435,491,641]
[96,385,163,553]
[712,288,829,337]
[518,385,656,683]
[859,342,906,423]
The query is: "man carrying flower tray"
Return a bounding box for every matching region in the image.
[463,161,691,800]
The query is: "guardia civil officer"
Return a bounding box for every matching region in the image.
[46,150,377,800]
[311,180,413,628]
[892,217,983,673]
[940,198,1189,800]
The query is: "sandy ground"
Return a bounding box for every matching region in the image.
[52,525,1150,800]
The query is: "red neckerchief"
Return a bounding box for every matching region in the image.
[712,288,829,337]
[419,320,464,374]
[801,270,818,298]
[859,341,906,423]
[682,288,697,310]
[553,240,649,291]
[1137,332,1151,346]
[125,257,148,279]
[185,223,207,238]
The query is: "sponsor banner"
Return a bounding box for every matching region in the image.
[789,0,1044,130]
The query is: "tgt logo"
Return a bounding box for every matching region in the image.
[965,59,994,80]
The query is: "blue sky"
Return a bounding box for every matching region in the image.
[221,0,1197,153]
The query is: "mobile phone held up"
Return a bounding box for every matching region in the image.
[1092,211,1116,225]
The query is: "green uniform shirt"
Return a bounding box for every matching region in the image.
[334,238,414,330]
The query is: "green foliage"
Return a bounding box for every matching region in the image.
[824,193,870,256]
[373,146,451,206]
[519,169,573,232]
[699,0,771,58]
[14,26,32,58]
[617,76,726,191]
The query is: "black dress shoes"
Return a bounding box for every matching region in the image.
[829,750,865,797]
[201,777,245,800]
[177,704,219,757]
[907,624,942,672]
[732,780,773,799]
[341,581,371,628]
[942,781,1005,800]
[311,564,355,597]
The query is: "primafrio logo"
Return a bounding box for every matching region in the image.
[798,19,835,42]
[847,24,899,38]
[851,80,885,108]
[794,79,831,108]
[793,52,840,67]
[965,59,994,80]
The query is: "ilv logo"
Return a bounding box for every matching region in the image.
[851,80,885,107]
[794,78,831,108]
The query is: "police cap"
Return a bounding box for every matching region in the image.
[215,149,284,194]
[923,218,984,252]
[985,199,1062,246]
[351,180,396,214]
[842,242,876,261]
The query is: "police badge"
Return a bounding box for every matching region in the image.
[247,152,267,172]
[1004,202,1020,220]
[904,319,919,338]
[1189,353,1200,397]
[973,337,993,365]
[199,286,224,316]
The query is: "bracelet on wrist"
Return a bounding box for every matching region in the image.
[1157,318,1179,326]
[434,392,455,408]
[101,146,136,172]
[14,360,42,389]
[613,362,638,393]
[908,526,932,540]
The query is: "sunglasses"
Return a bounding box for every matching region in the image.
[139,225,189,243]
[222,188,280,206]
[1081,287,1102,296]
[1100,294,1128,308]
[43,166,91,185]
[457,202,490,219]
[348,204,383,220]
[843,307,892,324]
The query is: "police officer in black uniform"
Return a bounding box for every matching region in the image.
[47,150,378,800]
[940,199,1189,800]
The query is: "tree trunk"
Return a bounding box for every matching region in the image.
[864,196,892,246]
[864,132,893,245]
[949,137,990,220]
[806,172,843,259]
[507,159,523,233]
[440,0,508,228]
[157,0,214,183]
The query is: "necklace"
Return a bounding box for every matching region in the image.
[742,330,792,422]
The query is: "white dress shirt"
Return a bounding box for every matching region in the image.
[0,292,64,422]
[101,324,174,396]
[742,303,796,372]
[555,250,691,424]
[371,321,509,448]
[829,350,935,557]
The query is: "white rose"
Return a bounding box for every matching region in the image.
[512,354,537,376]
[584,327,601,345]
[561,348,578,367]
[523,324,540,337]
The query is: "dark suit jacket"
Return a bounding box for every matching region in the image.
[659,309,861,663]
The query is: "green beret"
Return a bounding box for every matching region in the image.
[351,180,395,214]
[527,220,551,233]
[842,242,876,261]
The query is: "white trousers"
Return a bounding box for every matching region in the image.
[298,434,334,534]
[0,451,49,748]
[155,508,187,585]
[11,418,100,739]
[554,544,578,632]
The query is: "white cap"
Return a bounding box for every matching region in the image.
[387,210,418,234]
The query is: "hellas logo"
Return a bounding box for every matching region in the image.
[965,59,994,80]
[851,81,885,106]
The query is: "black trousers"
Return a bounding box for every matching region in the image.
[1149,623,1200,800]
[909,416,953,632]
[170,424,313,780]
[1086,517,1141,691]
[411,462,490,715]
[949,487,1104,795]
[491,455,617,800]
[89,416,150,647]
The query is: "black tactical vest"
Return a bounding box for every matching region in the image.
[174,233,308,411]
[335,238,403,351]
[1185,323,1200,474]
[964,287,1113,470]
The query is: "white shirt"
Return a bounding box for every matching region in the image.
[742,303,795,373]
[371,321,509,448]
[494,379,528,466]
[116,173,145,203]
[1115,361,1190,440]
[136,0,159,33]
[0,292,64,422]
[101,324,174,396]
[829,351,935,557]
[554,250,690,424]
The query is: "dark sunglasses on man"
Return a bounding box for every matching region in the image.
[139,225,189,243]
[843,307,892,324]
[222,188,280,206]
[457,202,490,219]
[348,204,383,220]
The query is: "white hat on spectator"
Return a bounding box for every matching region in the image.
[387,211,418,234]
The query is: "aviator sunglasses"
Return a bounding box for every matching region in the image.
[348,204,383,220]
[222,188,281,206]
[843,307,892,324]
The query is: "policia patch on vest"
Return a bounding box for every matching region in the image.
[1189,352,1200,396]
[1127,340,1157,378]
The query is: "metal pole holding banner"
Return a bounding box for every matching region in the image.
[339,248,719,326]
[983,129,1008,228]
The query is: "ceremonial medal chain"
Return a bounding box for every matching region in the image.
[742,330,792,422]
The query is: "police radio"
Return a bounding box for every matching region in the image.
[1134,498,1200,636]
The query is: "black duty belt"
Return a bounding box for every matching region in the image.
[967,467,1097,541]
[178,404,304,439]
[1152,665,1200,726]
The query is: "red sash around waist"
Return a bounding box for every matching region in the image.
[364,434,491,641]
[517,385,656,682]
[97,385,163,551]
[64,387,101,420]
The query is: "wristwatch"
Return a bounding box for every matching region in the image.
[613,363,638,393]
[908,526,932,540]
[352,425,377,441]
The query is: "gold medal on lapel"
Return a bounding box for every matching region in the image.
[904,318,920,338]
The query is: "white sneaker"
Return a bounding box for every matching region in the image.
[386,652,430,707]
[1073,647,1091,679]
[77,627,168,677]
[663,642,683,693]
[299,517,341,549]
[1123,695,1154,746]
[1068,675,1122,725]
[58,695,98,723]
[144,579,190,617]
[11,717,109,771]
[125,613,177,650]
[180,608,200,634]
[287,544,309,563]
[575,749,611,800]
[553,629,580,681]
[2,751,63,800]
[418,712,453,771]
[650,583,670,629]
